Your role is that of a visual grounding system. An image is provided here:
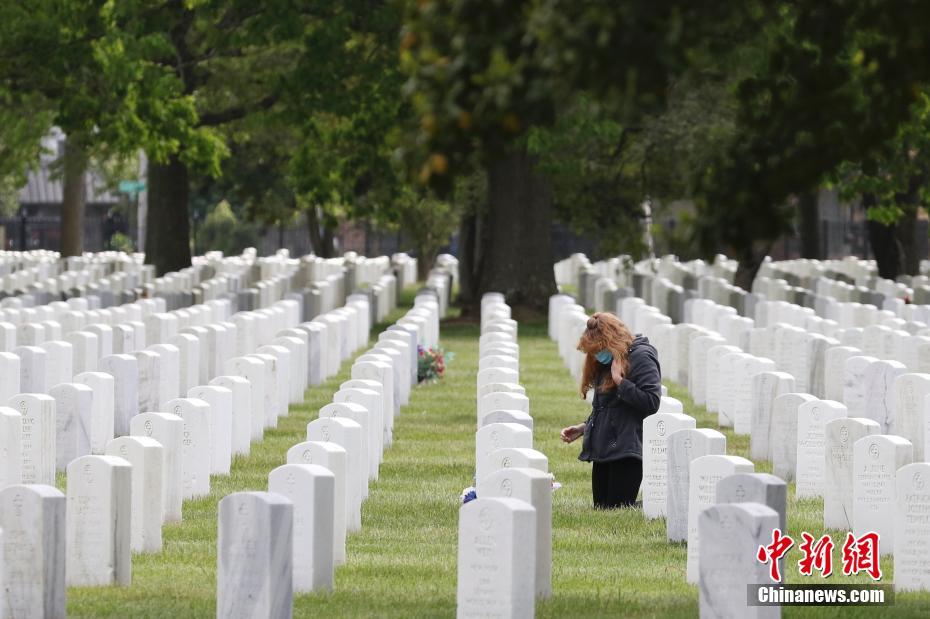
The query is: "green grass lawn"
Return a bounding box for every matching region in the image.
[65,310,930,617]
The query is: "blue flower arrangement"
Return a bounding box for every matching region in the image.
[460,486,477,504]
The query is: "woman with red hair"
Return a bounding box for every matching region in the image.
[560,312,661,508]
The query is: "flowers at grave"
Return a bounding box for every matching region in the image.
[418,345,452,383]
[461,486,477,504]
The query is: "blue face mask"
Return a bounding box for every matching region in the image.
[594,349,613,365]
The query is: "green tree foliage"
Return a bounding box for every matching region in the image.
[194,200,260,257]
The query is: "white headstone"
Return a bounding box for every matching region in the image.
[217,491,293,619]
[50,382,94,472]
[853,434,913,553]
[286,441,347,565]
[223,356,266,442]
[824,417,881,530]
[165,398,211,499]
[771,393,818,482]
[642,412,696,519]
[686,454,754,583]
[894,462,930,591]
[0,484,66,618]
[306,417,364,532]
[749,371,796,461]
[105,436,164,553]
[476,423,533,483]
[130,412,184,523]
[209,376,252,456]
[0,406,23,488]
[666,427,726,542]
[477,467,552,599]
[98,354,138,437]
[188,385,233,476]
[65,455,132,586]
[9,393,56,486]
[796,399,847,499]
[268,464,335,594]
[456,497,536,619]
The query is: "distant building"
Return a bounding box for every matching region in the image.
[2,130,124,251]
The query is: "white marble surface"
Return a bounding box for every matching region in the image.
[65,455,132,586]
[475,423,533,483]
[306,417,364,531]
[457,497,536,618]
[666,428,726,542]
[642,412,696,520]
[0,406,23,489]
[749,371,796,461]
[188,385,233,475]
[287,441,347,565]
[165,398,211,499]
[824,417,880,529]
[853,434,913,553]
[224,356,266,442]
[0,483,66,618]
[50,382,94,472]
[106,436,164,553]
[895,462,930,591]
[771,393,818,482]
[130,412,184,523]
[796,399,847,499]
[477,467,552,598]
[9,393,56,486]
[98,354,138,437]
[699,503,780,619]
[686,454,754,583]
[268,464,335,594]
[74,372,115,455]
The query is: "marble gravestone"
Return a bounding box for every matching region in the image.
[10,393,56,486]
[188,385,234,476]
[306,417,365,531]
[824,417,881,530]
[824,346,862,402]
[686,454,755,583]
[642,412,696,519]
[224,356,266,442]
[0,352,21,402]
[105,436,165,553]
[666,428,726,542]
[268,464,335,594]
[217,492,293,619]
[843,355,878,418]
[351,360,394,447]
[334,383,384,472]
[894,462,930,592]
[477,467,552,599]
[209,375,252,456]
[98,354,139,437]
[286,441,348,566]
[479,409,534,432]
[716,472,787,533]
[318,402,373,489]
[796,399,847,499]
[892,373,930,461]
[862,359,907,433]
[771,393,818,482]
[0,406,22,488]
[249,353,280,429]
[165,397,212,499]
[699,503,780,619]
[65,455,132,587]
[51,382,94,472]
[0,484,66,619]
[74,371,116,455]
[475,423,533,483]
[14,346,47,393]
[853,434,913,554]
[456,497,536,619]
[482,447,548,485]
[130,412,185,523]
[749,372,796,461]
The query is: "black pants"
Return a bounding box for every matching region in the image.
[592,457,642,509]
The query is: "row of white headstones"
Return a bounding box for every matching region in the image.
[215,290,443,618]
[551,278,930,616]
[0,251,400,617]
[455,293,553,619]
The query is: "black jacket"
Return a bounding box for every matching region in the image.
[579,334,662,463]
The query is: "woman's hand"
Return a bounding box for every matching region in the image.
[611,357,624,384]
[560,423,585,443]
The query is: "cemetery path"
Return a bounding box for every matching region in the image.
[63,315,928,618]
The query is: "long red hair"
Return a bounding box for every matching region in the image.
[577,312,634,398]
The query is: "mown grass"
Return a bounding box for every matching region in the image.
[65,308,930,617]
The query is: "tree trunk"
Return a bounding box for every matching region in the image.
[455,212,481,315]
[417,247,437,281]
[144,155,191,276]
[798,190,821,259]
[732,239,773,292]
[477,146,557,314]
[60,139,87,258]
[306,207,337,258]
